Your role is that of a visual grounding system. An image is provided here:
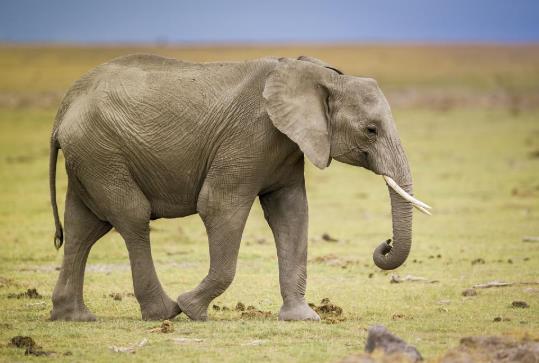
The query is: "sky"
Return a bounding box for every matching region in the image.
[1,0,538,43]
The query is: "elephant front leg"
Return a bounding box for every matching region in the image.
[260,180,320,321]
[177,182,254,321]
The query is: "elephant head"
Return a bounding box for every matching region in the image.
[263,56,431,270]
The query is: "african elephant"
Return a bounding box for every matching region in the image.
[49,54,430,322]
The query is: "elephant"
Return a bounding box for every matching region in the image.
[49,54,430,322]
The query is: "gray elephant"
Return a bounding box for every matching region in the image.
[49,54,430,322]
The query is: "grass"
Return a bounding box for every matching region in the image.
[0,45,538,362]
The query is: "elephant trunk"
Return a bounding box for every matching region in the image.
[372,162,414,270]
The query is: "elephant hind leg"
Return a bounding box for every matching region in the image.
[51,185,111,321]
[106,182,181,321]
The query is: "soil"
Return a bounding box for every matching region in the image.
[311,254,358,269]
[240,305,272,319]
[148,320,174,333]
[7,288,42,299]
[321,233,339,242]
[9,336,36,349]
[110,292,122,301]
[309,298,345,323]
[440,335,539,363]
[512,300,530,308]
[9,336,55,357]
[471,258,486,265]
[107,292,135,301]
[235,302,245,311]
[462,288,477,297]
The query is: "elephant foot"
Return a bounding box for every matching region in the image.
[140,295,181,321]
[177,292,208,321]
[278,301,320,321]
[50,303,97,322]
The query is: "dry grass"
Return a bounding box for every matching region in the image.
[0,44,538,362]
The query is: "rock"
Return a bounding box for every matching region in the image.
[440,336,539,363]
[365,325,423,362]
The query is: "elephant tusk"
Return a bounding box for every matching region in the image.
[383,175,432,215]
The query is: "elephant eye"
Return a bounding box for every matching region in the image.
[366,125,378,136]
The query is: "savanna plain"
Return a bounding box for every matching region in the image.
[0,44,538,362]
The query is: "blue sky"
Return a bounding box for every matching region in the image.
[1,0,538,43]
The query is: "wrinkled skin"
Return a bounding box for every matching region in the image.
[49,54,414,322]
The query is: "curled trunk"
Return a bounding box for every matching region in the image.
[373,182,413,270]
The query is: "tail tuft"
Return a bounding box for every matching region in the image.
[54,228,64,250]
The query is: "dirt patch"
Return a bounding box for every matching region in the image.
[462,288,477,297]
[235,302,246,311]
[8,288,42,299]
[10,336,36,349]
[212,304,230,312]
[311,254,358,269]
[392,313,413,321]
[512,300,530,308]
[321,233,339,242]
[240,306,272,320]
[309,298,345,323]
[106,292,135,301]
[148,320,174,333]
[9,336,55,357]
[439,335,539,363]
[471,258,486,265]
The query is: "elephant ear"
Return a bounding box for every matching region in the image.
[297,56,343,75]
[263,60,335,169]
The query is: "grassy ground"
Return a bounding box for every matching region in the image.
[0,45,538,362]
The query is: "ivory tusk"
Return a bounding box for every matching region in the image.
[383,175,432,214]
[414,204,432,215]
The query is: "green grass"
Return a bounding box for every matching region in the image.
[0,46,538,362]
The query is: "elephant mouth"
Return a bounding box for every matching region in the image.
[383,175,432,215]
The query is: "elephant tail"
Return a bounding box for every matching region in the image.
[49,133,63,249]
